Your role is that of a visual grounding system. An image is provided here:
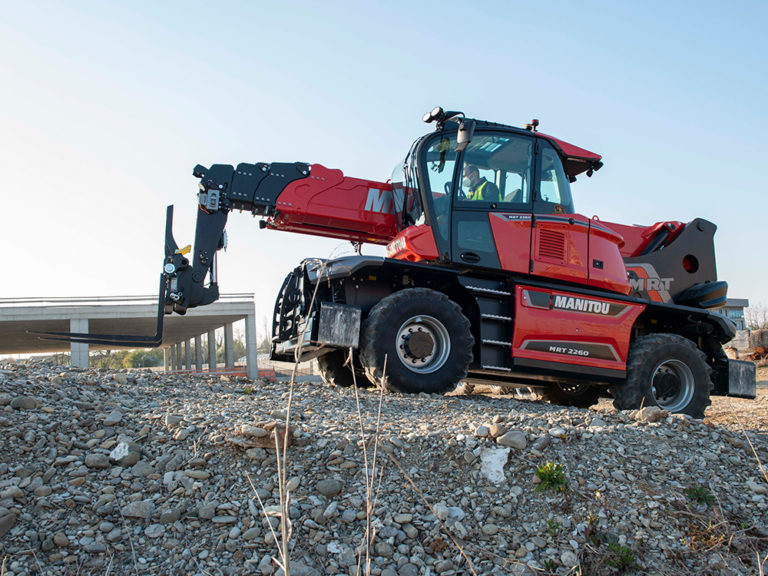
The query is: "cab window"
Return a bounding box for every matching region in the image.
[536,141,574,213]
[456,132,533,209]
[424,134,458,245]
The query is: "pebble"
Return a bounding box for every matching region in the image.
[497,430,527,449]
[316,478,343,497]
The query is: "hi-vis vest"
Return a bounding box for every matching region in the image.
[467,180,489,201]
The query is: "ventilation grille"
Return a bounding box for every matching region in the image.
[538,229,566,261]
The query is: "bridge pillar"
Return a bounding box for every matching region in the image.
[225,323,234,368]
[245,313,258,379]
[195,335,203,371]
[70,318,89,368]
[208,330,216,370]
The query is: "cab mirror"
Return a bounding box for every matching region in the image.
[456,119,476,152]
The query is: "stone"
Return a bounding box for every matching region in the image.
[480,447,510,484]
[636,406,668,423]
[10,396,38,410]
[103,410,123,426]
[475,425,490,437]
[121,500,154,520]
[53,532,69,547]
[0,514,16,538]
[85,453,110,469]
[497,430,527,449]
[561,550,579,567]
[145,524,165,538]
[316,478,343,497]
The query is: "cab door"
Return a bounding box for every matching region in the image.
[451,131,535,272]
[530,140,590,284]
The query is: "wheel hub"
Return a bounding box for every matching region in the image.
[395,315,451,374]
[651,359,695,412]
[402,330,435,359]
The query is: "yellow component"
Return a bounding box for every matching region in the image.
[368,275,377,281]
[176,244,192,255]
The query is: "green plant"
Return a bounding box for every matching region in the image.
[686,484,714,505]
[543,558,557,573]
[606,543,637,571]
[535,462,567,493]
[547,518,561,535]
[242,385,254,395]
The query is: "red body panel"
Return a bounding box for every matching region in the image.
[512,285,644,371]
[387,225,439,262]
[531,215,590,284]
[599,219,685,258]
[587,221,631,294]
[269,164,398,245]
[488,213,532,274]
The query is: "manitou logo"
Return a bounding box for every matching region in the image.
[553,295,610,315]
[364,188,404,214]
[628,277,673,291]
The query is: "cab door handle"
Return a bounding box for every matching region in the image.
[460,252,481,263]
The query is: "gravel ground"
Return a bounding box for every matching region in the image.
[1,360,767,576]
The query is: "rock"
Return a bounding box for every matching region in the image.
[53,532,69,547]
[482,523,500,535]
[145,524,165,538]
[121,500,154,520]
[480,447,510,484]
[497,430,527,449]
[85,453,110,469]
[316,478,343,497]
[489,423,506,438]
[475,424,490,437]
[393,513,413,524]
[561,550,579,567]
[532,434,551,452]
[243,527,260,540]
[10,396,38,410]
[212,515,237,524]
[159,508,181,523]
[239,424,269,438]
[0,514,16,537]
[549,427,567,438]
[103,410,123,426]
[590,417,608,429]
[636,406,668,423]
[747,480,768,495]
[109,441,141,466]
[198,503,217,520]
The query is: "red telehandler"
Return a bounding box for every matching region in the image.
[43,107,755,418]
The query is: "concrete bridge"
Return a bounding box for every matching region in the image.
[0,294,259,378]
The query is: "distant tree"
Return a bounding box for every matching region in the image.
[745,305,768,330]
[123,349,163,368]
[216,336,246,364]
[258,316,272,353]
[90,349,130,369]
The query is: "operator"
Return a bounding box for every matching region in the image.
[462,165,500,202]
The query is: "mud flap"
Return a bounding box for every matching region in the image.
[727,359,757,398]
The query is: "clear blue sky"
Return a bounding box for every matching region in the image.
[1,1,766,326]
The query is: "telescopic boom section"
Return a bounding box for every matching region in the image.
[168,161,399,314]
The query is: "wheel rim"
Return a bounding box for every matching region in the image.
[651,359,694,412]
[395,315,451,374]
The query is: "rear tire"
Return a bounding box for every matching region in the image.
[541,383,601,408]
[611,333,712,418]
[317,350,367,388]
[360,288,473,394]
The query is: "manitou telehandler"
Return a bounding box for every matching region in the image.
[45,107,756,418]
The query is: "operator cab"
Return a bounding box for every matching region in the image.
[389,108,628,293]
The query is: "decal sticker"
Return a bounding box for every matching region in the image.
[521,289,630,317]
[522,340,619,361]
[626,264,672,302]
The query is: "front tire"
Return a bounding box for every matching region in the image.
[611,333,712,418]
[360,288,473,394]
[317,350,367,388]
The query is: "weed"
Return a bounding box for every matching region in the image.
[543,558,557,573]
[547,518,561,535]
[606,543,638,571]
[242,385,254,395]
[686,484,714,506]
[535,462,567,493]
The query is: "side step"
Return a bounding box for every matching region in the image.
[460,277,515,371]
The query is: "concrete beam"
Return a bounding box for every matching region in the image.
[175,343,182,370]
[163,348,169,371]
[70,318,89,368]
